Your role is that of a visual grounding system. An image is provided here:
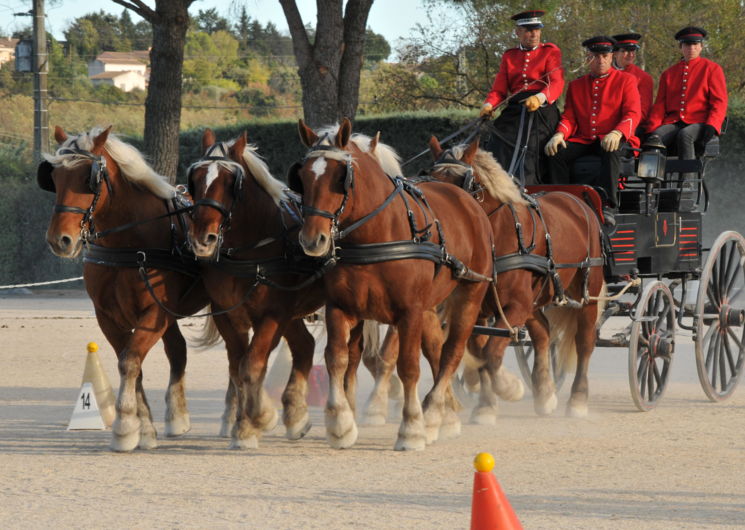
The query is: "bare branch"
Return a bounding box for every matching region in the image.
[111,0,157,22]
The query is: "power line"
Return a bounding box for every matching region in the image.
[48,96,304,110]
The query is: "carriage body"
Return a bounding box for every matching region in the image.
[516,135,745,410]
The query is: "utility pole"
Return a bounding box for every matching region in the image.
[33,0,49,161]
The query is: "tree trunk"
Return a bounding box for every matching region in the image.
[281,0,372,128]
[112,0,193,183]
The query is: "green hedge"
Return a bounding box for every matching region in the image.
[2,108,745,287]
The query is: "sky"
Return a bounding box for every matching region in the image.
[0,0,450,51]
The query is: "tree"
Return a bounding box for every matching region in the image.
[111,0,194,181]
[192,8,230,34]
[279,0,374,127]
[364,28,390,64]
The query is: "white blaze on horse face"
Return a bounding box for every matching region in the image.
[204,163,220,191]
[311,157,327,181]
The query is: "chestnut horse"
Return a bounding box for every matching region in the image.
[187,129,355,448]
[290,119,494,450]
[38,126,220,451]
[428,136,606,418]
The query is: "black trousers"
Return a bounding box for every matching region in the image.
[548,140,622,207]
[485,91,560,186]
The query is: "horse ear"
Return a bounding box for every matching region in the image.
[92,125,112,151]
[428,135,443,160]
[370,131,381,154]
[202,128,216,152]
[336,118,352,148]
[298,119,318,147]
[462,136,480,165]
[233,131,247,158]
[54,126,67,144]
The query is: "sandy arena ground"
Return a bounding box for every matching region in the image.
[1,290,744,529]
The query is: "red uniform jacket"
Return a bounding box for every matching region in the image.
[646,57,728,133]
[619,63,654,126]
[484,42,564,107]
[557,68,641,148]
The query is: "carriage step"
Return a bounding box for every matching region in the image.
[472,325,527,340]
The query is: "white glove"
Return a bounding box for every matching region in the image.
[600,130,623,152]
[479,103,494,118]
[544,133,566,156]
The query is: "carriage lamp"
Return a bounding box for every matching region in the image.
[637,136,667,181]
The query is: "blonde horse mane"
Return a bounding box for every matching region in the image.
[313,124,403,177]
[449,144,526,205]
[44,127,176,199]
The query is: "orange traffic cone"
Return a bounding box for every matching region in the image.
[470,452,523,530]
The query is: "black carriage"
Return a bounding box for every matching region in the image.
[513,134,745,411]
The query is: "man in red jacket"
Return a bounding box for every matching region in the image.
[479,9,564,185]
[612,32,654,133]
[544,36,641,225]
[647,27,728,173]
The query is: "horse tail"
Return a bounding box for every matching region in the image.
[545,281,607,374]
[189,310,225,350]
[361,320,381,372]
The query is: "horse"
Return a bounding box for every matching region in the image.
[38,125,223,452]
[289,118,495,450]
[427,135,606,418]
[187,129,372,448]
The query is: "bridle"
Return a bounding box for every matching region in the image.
[47,146,113,244]
[431,149,483,199]
[187,143,246,257]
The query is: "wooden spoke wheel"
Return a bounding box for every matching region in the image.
[628,280,675,411]
[514,340,566,393]
[695,231,745,401]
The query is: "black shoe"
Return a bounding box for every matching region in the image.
[602,207,616,228]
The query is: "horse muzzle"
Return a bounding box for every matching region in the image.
[46,231,83,258]
[299,228,331,257]
[189,231,220,259]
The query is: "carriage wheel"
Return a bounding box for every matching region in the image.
[694,231,745,401]
[628,280,675,411]
[514,341,566,393]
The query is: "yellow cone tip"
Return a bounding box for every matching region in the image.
[86,342,99,353]
[474,452,495,472]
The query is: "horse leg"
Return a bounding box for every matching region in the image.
[210,313,248,439]
[110,310,170,452]
[394,310,427,451]
[470,337,508,425]
[567,304,598,418]
[324,306,359,449]
[161,323,190,437]
[363,324,399,426]
[344,322,365,414]
[422,284,486,444]
[281,318,314,440]
[232,318,281,449]
[526,312,558,416]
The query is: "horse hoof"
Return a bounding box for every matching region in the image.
[327,421,358,449]
[534,393,558,416]
[566,402,588,418]
[363,412,386,426]
[425,425,440,445]
[138,432,158,450]
[230,436,259,450]
[286,414,312,440]
[110,431,140,453]
[439,418,462,440]
[470,408,498,426]
[394,434,426,451]
[165,415,191,437]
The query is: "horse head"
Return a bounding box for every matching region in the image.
[292,117,402,257]
[428,135,525,206]
[187,129,248,258]
[188,129,287,259]
[40,126,116,258]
